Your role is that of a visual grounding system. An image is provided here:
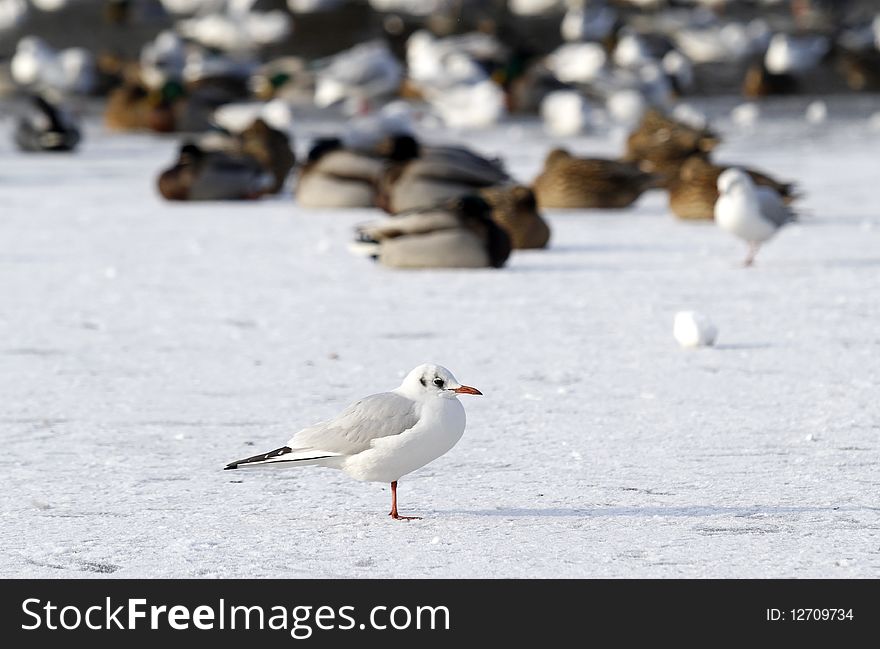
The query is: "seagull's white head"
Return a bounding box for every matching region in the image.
[717,167,752,195]
[399,364,482,400]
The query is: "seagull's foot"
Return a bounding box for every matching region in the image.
[389,512,422,521]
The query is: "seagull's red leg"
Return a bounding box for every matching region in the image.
[743,243,759,267]
[389,481,421,521]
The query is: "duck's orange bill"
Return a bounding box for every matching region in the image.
[454,385,482,395]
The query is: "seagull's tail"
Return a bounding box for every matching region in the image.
[224,446,342,470]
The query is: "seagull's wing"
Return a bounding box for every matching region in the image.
[289,391,420,456]
[756,186,797,227]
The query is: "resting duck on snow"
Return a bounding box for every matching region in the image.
[623,108,720,182]
[377,144,510,213]
[479,185,550,250]
[532,148,660,209]
[350,195,512,269]
[157,143,274,201]
[212,101,296,194]
[15,94,81,152]
[294,134,419,208]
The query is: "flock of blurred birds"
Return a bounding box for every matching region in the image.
[4,0,879,268]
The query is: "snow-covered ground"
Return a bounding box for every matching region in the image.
[2,98,879,578]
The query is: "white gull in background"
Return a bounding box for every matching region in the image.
[714,167,797,267]
[560,1,617,43]
[11,36,95,96]
[541,90,593,136]
[764,33,829,76]
[176,0,291,54]
[225,364,482,520]
[0,0,27,33]
[314,40,403,113]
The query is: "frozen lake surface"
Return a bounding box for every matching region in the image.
[2,99,879,578]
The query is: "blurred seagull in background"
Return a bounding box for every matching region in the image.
[225,364,482,520]
[714,167,798,266]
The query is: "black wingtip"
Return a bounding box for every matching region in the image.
[224,464,238,470]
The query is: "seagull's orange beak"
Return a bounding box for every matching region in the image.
[454,385,482,396]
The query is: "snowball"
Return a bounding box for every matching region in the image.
[674,311,718,348]
[805,100,827,125]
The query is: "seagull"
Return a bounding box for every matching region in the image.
[714,168,797,266]
[224,364,482,520]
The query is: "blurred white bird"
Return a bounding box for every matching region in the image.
[11,37,95,95]
[406,30,504,89]
[764,33,829,75]
[508,0,564,16]
[368,0,437,14]
[613,31,654,69]
[342,100,416,150]
[158,0,217,14]
[541,90,593,136]
[427,78,506,129]
[31,0,69,11]
[662,49,693,94]
[674,22,763,64]
[213,98,293,132]
[0,0,27,33]
[546,42,607,84]
[177,0,291,53]
[287,0,344,11]
[560,1,617,43]
[314,40,402,113]
[140,30,187,88]
[715,168,797,266]
[605,87,646,126]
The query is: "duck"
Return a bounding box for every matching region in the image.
[350,195,512,269]
[532,148,660,209]
[479,184,550,250]
[212,102,296,194]
[715,167,798,266]
[623,108,720,182]
[157,143,274,201]
[295,134,419,209]
[378,144,510,214]
[237,118,296,194]
[669,155,799,221]
[14,94,81,152]
[104,74,183,132]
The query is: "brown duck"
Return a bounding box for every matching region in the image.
[238,118,296,194]
[623,108,720,183]
[479,185,550,249]
[532,148,660,209]
[105,77,181,133]
[669,155,799,221]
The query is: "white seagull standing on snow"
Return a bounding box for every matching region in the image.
[225,364,481,520]
[714,167,797,266]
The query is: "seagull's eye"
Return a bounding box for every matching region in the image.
[433,378,445,388]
